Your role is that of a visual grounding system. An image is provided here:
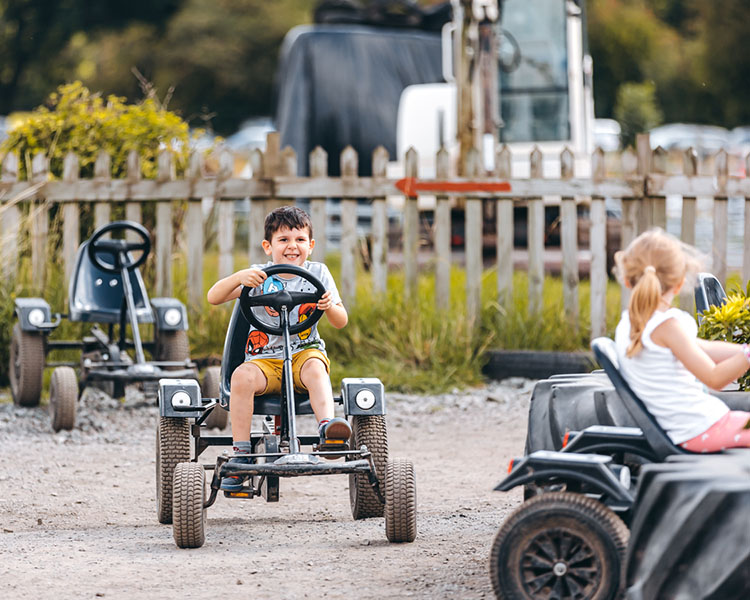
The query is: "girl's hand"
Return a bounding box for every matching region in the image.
[317,291,334,311]
[237,268,267,288]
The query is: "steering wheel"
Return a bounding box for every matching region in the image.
[240,265,326,336]
[87,221,151,273]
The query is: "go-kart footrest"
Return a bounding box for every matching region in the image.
[221,458,372,478]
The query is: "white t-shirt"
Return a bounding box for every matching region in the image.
[614,308,729,444]
[243,261,341,361]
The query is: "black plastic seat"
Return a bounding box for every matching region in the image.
[218,301,313,415]
[694,272,727,315]
[591,337,691,461]
[68,242,153,324]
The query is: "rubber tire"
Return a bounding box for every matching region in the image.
[348,414,388,519]
[384,458,417,543]
[49,367,78,432]
[490,492,629,600]
[172,462,206,549]
[9,323,45,407]
[156,417,191,524]
[154,329,190,364]
[201,366,228,430]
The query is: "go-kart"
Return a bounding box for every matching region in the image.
[9,220,206,431]
[488,273,750,599]
[156,264,417,547]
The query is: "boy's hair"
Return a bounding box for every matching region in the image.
[264,205,313,241]
[614,228,704,357]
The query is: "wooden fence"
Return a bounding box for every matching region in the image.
[2,133,749,340]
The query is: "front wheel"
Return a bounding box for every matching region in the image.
[156,417,191,524]
[490,492,628,600]
[10,323,45,407]
[348,414,388,519]
[49,366,78,432]
[172,462,206,549]
[384,458,417,543]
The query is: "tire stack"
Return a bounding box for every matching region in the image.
[625,453,750,599]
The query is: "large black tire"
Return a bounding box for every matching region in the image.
[349,414,388,519]
[156,417,191,524]
[490,492,629,600]
[626,456,750,599]
[154,329,190,364]
[384,458,417,543]
[172,462,206,549]
[201,366,228,430]
[49,366,78,432]
[9,322,45,407]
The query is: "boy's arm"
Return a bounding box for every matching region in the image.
[207,268,267,305]
[317,291,348,328]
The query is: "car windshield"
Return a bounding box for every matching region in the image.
[495,0,569,144]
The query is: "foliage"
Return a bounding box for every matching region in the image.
[0,81,196,179]
[697,281,750,390]
[614,81,664,148]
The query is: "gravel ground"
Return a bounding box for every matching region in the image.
[0,379,533,600]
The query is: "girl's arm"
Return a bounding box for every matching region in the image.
[696,338,748,362]
[651,318,749,390]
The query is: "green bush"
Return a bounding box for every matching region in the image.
[614,81,664,148]
[698,282,750,390]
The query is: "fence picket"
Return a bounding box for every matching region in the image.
[590,149,607,339]
[62,153,80,292]
[435,147,451,310]
[712,150,729,285]
[186,152,205,309]
[309,146,328,262]
[679,148,698,310]
[93,151,112,229]
[495,145,513,309]
[155,150,174,296]
[403,148,419,298]
[560,147,578,329]
[31,152,49,291]
[527,147,544,315]
[1,152,21,281]
[464,148,482,324]
[340,146,358,307]
[371,146,389,296]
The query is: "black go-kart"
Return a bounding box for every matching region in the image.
[156,264,417,548]
[8,221,214,431]
[488,273,750,599]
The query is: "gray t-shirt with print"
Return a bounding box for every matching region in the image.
[243,261,342,361]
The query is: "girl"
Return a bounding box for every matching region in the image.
[614,228,750,452]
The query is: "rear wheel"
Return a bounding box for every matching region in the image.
[49,367,78,432]
[156,417,191,524]
[490,492,628,600]
[10,323,45,407]
[172,462,206,549]
[201,366,228,430]
[384,458,417,543]
[348,414,388,519]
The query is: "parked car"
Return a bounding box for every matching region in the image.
[730,125,750,157]
[648,123,731,158]
[593,118,621,152]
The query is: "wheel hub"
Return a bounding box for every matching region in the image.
[553,561,568,577]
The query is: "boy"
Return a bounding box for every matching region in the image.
[207,205,351,491]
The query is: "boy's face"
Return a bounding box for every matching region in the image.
[261,226,315,267]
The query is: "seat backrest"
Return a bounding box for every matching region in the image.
[591,337,687,460]
[694,272,727,315]
[68,243,153,324]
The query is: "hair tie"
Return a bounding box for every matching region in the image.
[644,265,656,274]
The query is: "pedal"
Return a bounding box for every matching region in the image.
[316,439,349,452]
[223,487,255,499]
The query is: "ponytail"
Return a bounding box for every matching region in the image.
[627,266,662,357]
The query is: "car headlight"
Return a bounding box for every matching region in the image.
[164,308,182,327]
[28,308,45,326]
[171,391,192,408]
[354,389,376,411]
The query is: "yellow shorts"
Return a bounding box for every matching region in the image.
[247,348,330,395]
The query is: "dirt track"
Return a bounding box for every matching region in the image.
[0,380,532,599]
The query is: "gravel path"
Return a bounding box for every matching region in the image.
[0,379,533,599]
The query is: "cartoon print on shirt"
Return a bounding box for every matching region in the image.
[297,303,316,340]
[246,330,269,355]
[262,275,284,317]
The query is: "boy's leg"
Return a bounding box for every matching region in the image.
[297,352,351,442]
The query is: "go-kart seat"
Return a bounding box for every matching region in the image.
[694,272,727,315]
[591,337,691,461]
[68,242,154,324]
[218,300,313,415]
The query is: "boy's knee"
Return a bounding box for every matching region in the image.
[232,363,265,392]
[300,357,328,382]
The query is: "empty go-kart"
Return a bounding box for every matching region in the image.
[156,264,417,547]
[9,220,205,431]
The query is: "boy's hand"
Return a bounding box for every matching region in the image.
[236,268,267,288]
[317,291,334,311]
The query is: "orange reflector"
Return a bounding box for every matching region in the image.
[229,492,251,498]
[507,459,515,474]
[326,440,345,444]
[562,430,570,448]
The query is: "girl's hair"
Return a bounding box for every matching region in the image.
[613,228,703,357]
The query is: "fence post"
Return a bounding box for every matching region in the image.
[745,152,750,286]
[62,152,80,294]
[155,150,174,297]
[590,149,607,339]
[434,146,451,310]
[340,146,358,308]
[1,152,21,281]
[403,147,419,299]
[495,144,513,310]
[712,149,729,285]
[620,147,639,311]
[248,148,266,266]
[636,135,651,233]
[217,149,235,280]
[464,148,482,324]
[186,152,205,310]
[560,147,578,329]
[30,152,49,291]
[125,150,142,237]
[264,132,285,214]
[93,151,112,230]
[650,146,668,229]
[528,146,544,315]
[371,145,389,296]
[309,146,328,261]
[680,148,698,311]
